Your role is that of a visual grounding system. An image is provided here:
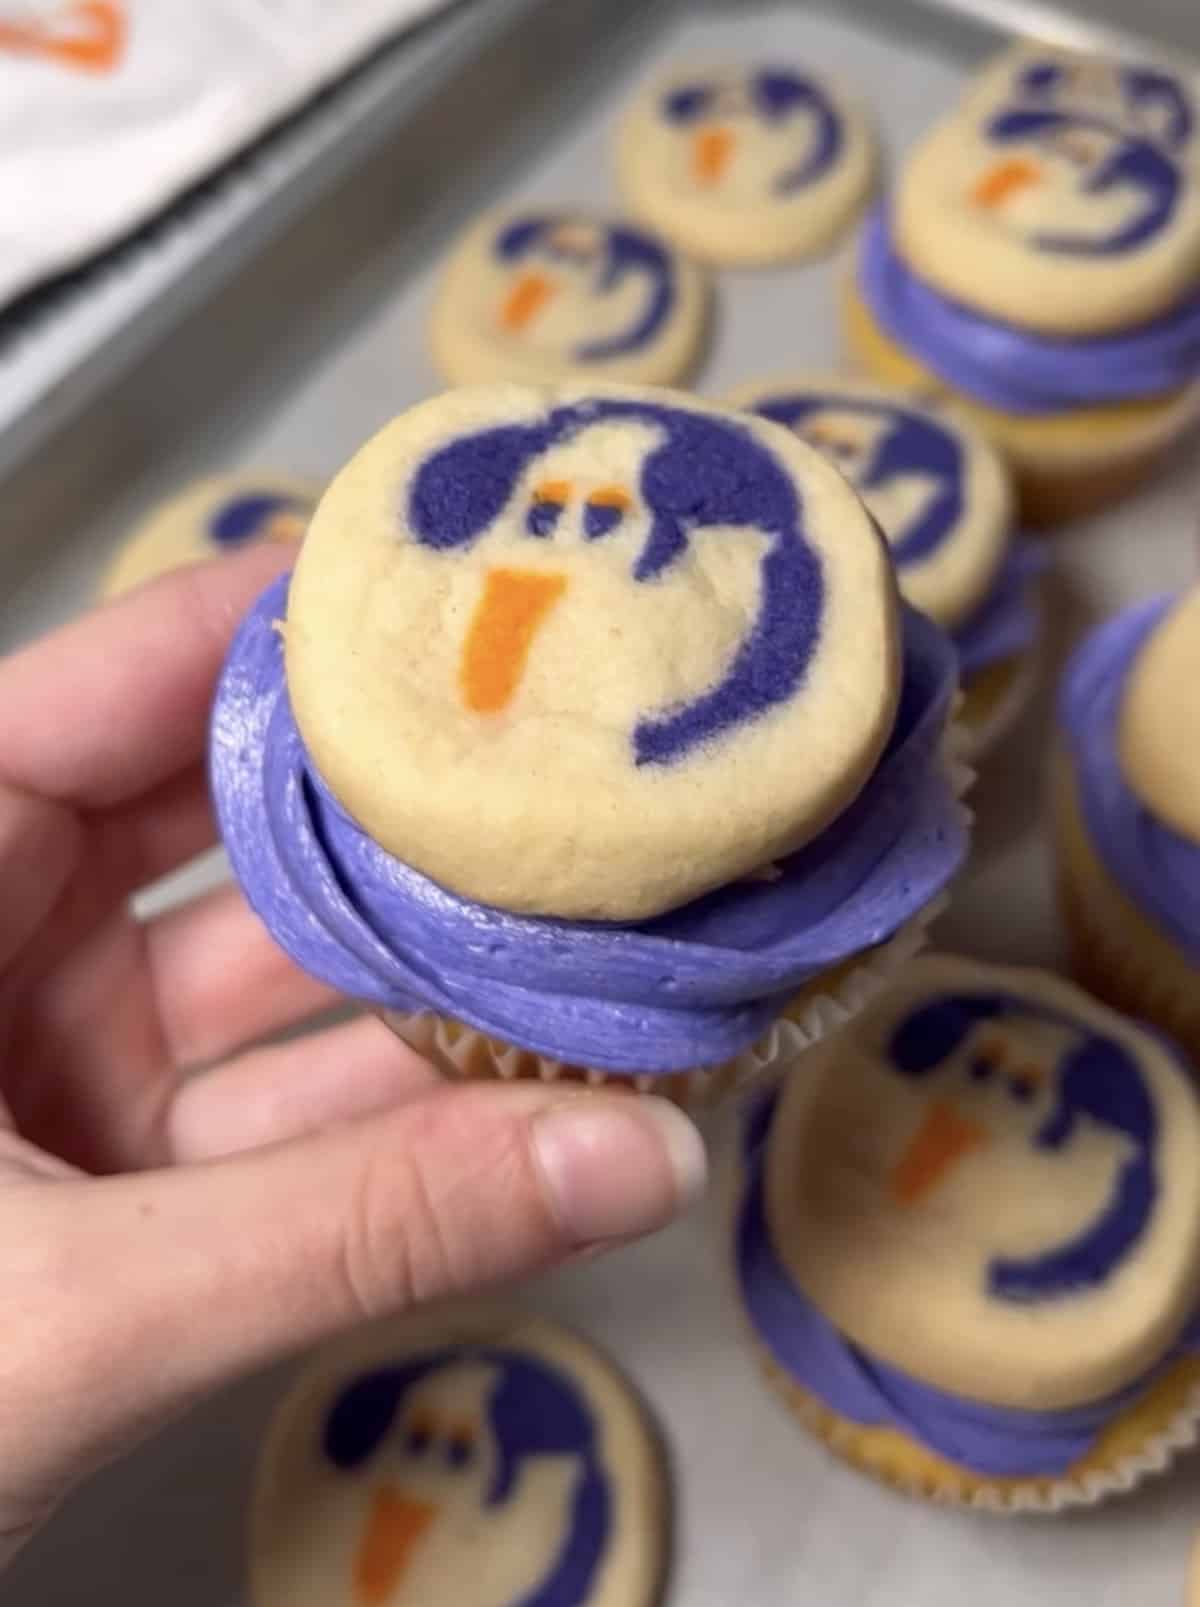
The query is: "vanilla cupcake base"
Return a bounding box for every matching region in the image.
[841,282,1200,531]
[754,1341,1200,1514]
[958,649,1038,759]
[1053,754,1200,1064]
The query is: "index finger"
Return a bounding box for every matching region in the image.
[0,543,293,809]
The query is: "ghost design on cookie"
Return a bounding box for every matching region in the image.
[730,376,1011,629]
[250,1311,666,1607]
[896,49,1200,331]
[769,958,1200,1406]
[100,474,316,598]
[617,63,876,264]
[321,1350,609,1606]
[431,211,707,387]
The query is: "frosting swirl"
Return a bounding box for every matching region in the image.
[952,542,1042,677]
[210,576,965,1075]
[737,1093,1200,1478]
[858,207,1200,414]
[1061,597,1200,964]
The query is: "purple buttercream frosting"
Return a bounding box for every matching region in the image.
[1060,596,1200,964]
[737,1093,1200,1478]
[858,207,1200,414]
[210,575,966,1076]
[952,542,1043,677]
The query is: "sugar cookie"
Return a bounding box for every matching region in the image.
[430,210,708,388]
[251,1305,668,1607]
[616,63,876,265]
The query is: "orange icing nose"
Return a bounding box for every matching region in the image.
[460,568,569,713]
[354,1487,437,1604]
[889,1099,988,1206]
[693,125,735,184]
[500,272,556,331]
[972,157,1042,209]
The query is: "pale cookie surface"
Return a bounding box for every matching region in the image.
[251,1304,667,1607]
[100,473,317,598]
[616,62,876,265]
[725,372,1012,630]
[765,954,1200,1408]
[895,47,1200,334]
[430,210,708,388]
[286,383,900,921]
[1119,584,1200,846]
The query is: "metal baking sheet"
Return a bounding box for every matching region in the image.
[5,1,1200,1603]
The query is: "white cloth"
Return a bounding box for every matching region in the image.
[0,0,458,310]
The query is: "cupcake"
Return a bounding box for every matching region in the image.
[430,209,710,388]
[1055,585,1200,1062]
[250,1303,668,1607]
[843,45,1200,527]
[101,473,317,598]
[210,384,968,1106]
[725,373,1042,755]
[615,62,876,266]
[733,954,1200,1510]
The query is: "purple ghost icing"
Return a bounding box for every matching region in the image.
[952,542,1044,677]
[737,1092,1200,1478]
[209,577,966,1075]
[857,207,1200,414]
[1060,596,1200,964]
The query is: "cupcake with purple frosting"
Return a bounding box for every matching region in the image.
[210,384,969,1105]
[725,373,1042,755]
[843,45,1200,527]
[733,954,1200,1510]
[1055,585,1200,1064]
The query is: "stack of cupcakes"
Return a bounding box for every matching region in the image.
[844,44,1200,526]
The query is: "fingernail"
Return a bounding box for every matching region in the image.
[532,1096,708,1248]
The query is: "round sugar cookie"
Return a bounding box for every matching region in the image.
[763,954,1200,1409]
[101,474,318,599]
[616,62,876,265]
[430,209,708,388]
[251,1304,668,1607]
[1119,584,1200,846]
[285,383,900,921]
[895,50,1200,334]
[724,372,1012,630]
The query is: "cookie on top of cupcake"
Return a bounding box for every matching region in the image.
[210,384,969,1107]
[844,43,1200,526]
[733,954,1200,1511]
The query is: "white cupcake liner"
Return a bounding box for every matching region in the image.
[761,1348,1200,1515]
[384,732,974,1108]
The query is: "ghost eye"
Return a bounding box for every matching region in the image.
[1056,130,1103,166]
[969,1056,995,1082]
[527,480,570,538]
[584,486,631,540]
[446,1423,477,1469]
[405,1411,438,1455]
[1008,1070,1040,1103]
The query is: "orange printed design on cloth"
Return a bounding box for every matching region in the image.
[0,1,125,71]
[460,568,569,713]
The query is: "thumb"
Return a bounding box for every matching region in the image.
[20,1082,704,1499]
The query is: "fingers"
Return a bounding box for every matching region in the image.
[31,1084,705,1477]
[0,781,80,971]
[94,764,217,901]
[165,1015,438,1161]
[145,883,341,1069]
[0,543,292,810]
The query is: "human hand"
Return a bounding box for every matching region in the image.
[0,544,705,1565]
